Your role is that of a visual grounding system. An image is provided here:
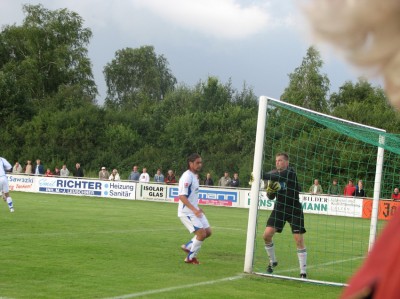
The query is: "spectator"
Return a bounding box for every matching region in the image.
[154,169,164,183]
[45,168,53,176]
[109,169,120,181]
[164,170,177,184]
[392,188,400,201]
[72,163,84,177]
[99,167,109,180]
[231,172,240,187]
[34,159,45,175]
[309,179,323,194]
[218,171,231,187]
[128,165,140,181]
[12,161,23,174]
[327,179,340,195]
[354,180,366,197]
[344,179,356,196]
[139,168,150,183]
[203,173,214,186]
[60,164,70,177]
[24,160,33,174]
[54,167,60,176]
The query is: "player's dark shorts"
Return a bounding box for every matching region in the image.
[266,202,306,234]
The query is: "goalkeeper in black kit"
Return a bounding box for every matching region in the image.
[262,152,307,279]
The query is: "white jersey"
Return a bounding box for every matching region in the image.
[0,157,12,177]
[0,157,12,194]
[178,169,200,217]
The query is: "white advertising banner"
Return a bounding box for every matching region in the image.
[136,183,170,202]
[7,175,36,192]
[244,191,363,218]
[7,174,136,200]
[7,174,363,218]
[103,181,136,200]
[167,185,240,207]
[38,177,103,196]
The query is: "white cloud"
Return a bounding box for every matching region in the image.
[0,1,297,41]
[133,0,271,39]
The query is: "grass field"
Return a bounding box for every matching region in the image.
[253,209,386,284]
[1,192,384,299]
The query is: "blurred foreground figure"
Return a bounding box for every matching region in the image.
[304,1,400,298]
[304,0,400,110]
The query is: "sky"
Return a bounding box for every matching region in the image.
[1,0,377,105]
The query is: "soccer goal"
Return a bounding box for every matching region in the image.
[245,96,400,286]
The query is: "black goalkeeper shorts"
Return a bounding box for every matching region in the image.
[266,203,306,234]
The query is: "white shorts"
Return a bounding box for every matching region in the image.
[180,214,210,233]
[0,176,9,193]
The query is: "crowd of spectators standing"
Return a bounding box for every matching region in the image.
[311,178,399,201]
[10,159,245,188]
[9,159,400,197]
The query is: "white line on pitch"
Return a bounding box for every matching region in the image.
[273,256,364,274]
[102,274,245,299]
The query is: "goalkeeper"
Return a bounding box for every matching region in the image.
[262,152,307,279]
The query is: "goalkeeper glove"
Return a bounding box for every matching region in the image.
[266,180,281,193]
[249,172,254,186]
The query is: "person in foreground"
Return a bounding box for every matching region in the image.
[178,153,212,264]
[0,157,15,212]
[262,152,307,278]
[304,0,400,297]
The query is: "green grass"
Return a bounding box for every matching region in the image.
[253,210,386,283]
[0,192,375,298]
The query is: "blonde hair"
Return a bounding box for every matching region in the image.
[303,0,400,109]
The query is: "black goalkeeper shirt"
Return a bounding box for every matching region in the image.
[262,167,301,207]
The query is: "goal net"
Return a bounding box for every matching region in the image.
[244,96,400,286]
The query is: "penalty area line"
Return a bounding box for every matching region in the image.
[253,256,365,287]
[102,274,245,299]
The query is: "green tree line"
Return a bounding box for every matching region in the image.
[1,5,399,188]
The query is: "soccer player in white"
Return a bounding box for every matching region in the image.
[178,153,212,264]
[0,157,15,212]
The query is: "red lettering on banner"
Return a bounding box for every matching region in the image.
[173,197,233,207]
[198,199,233,206]
[16,184,32,189]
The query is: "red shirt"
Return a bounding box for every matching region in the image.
[392,193,400,201]
[344,185,356,196]
[341,210,400,299]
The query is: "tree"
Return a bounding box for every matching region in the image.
[281,46,330,112]
[104,46,177,109]
[0,4,97,123]
[19,105,104,169]
[330,79,400,132]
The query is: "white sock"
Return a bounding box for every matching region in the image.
[6,197,13,209]
[265,242,276,263]
[188,238,203,259]
[184,236,196,251]
[297,248,307,274]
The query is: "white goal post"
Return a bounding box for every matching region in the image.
[244,96,385,285]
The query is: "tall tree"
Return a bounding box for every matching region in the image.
[331,79,400,132]
[0,4,97,123]
[104,46,177,109]
[281,46,330,112]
